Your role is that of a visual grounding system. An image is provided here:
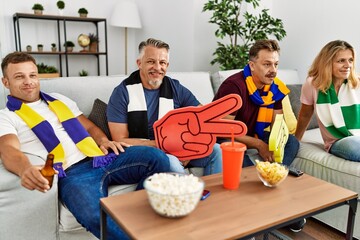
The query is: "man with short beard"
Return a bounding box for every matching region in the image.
[107,38,222,176]
[214,39,299,168]
[213,38,303,233]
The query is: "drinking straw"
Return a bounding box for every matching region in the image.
[231,127,234,147]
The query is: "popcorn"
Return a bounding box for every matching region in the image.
[144,173,204,217]
[255,160,288,187]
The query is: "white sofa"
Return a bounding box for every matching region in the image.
[0,72,213,240]
[0,70,359,239]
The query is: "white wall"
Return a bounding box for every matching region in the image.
[272,0,360,83]
[1,0,360,81]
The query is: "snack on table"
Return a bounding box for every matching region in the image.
[255,160,288,187]
[143,173,204,217]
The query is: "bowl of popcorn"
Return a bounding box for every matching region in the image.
[143,172,204,218]
[255,160,289,187]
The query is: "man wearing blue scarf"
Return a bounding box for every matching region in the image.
[213,40,304,232]
[0,52,170,240]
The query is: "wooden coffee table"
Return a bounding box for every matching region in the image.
[100,167,358,240]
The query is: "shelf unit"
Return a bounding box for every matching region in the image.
[13,12,109,76]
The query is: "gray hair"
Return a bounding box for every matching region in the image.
[138,38,170,59]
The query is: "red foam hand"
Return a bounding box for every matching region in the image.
[153,94,247,160]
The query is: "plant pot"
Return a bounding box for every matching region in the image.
[89,42,98,52]
[34,10,43,15]
[51,47,57,52]
[38,47,43,52]
[66,47,73,52]
[26,46,32,52]
[58,9,64,16]
[79,13,87,18]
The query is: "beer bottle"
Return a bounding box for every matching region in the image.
[40,153,56,188]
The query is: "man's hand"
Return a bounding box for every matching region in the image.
[99,140,131,155]
[20,165,51,192]
[154,94,247,160]
[257,140,274,162]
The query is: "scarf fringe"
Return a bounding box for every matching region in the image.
[92,152,117,168]
[53,162,66,178]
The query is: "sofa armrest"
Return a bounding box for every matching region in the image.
[0,154,58,240]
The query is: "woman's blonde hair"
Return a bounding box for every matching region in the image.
[308,40,358,92]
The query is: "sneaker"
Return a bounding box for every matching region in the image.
[289,218,306,233]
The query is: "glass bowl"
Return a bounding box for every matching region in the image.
[143,172,204,218]
[255,160,289,187]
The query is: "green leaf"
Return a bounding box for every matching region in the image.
[203,0,286,70]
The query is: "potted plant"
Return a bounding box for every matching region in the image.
[88,33,99,52]
[26,45,32,52]
[202,0,286,70]
[32,3,44,15]
[63,41,75,52]
[37,63,60,78]
[37,44,43,52]
[51,43,57,52]
[79,69,88,77]
[56,1,65,15]
[78,8,88,18]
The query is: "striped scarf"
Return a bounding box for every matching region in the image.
[243,64,290,138]
[316,80,360,138]
[126,70,174,138]
[6,92,117,177]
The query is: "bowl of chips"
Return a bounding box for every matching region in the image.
[255,160,289,187]
[143,172,204,218]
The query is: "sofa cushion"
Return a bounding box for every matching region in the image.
[88,98,111,139]
[0,154,58,240]
[287,85,318,130]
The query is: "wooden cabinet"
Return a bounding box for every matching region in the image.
[13,13,108,77]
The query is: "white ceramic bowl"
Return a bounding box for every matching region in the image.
[143,172,204,218]
[255,161,289,187]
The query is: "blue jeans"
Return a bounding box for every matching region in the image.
[330,136,360,162]
[167,143,222,175]
[217,133,299,167]
[58,146,170,240]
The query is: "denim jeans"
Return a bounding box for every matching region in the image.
[330,136,360,162]
[58,146,170,240]
[167,143,222,175]
[217,133,299,167]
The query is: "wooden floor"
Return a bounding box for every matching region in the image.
[255,217,352,240]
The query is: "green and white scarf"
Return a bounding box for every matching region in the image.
[316,80,360,138]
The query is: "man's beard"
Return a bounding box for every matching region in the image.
[149,79,162,88]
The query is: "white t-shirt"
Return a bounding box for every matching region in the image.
[300,77,338,151]
[0,93,87,169]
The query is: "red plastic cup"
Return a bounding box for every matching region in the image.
[220,142,247,190]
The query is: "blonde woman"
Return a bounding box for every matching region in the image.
[295,40,360,161]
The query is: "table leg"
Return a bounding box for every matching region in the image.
[345,198,358,240]
[100,206,107,240]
